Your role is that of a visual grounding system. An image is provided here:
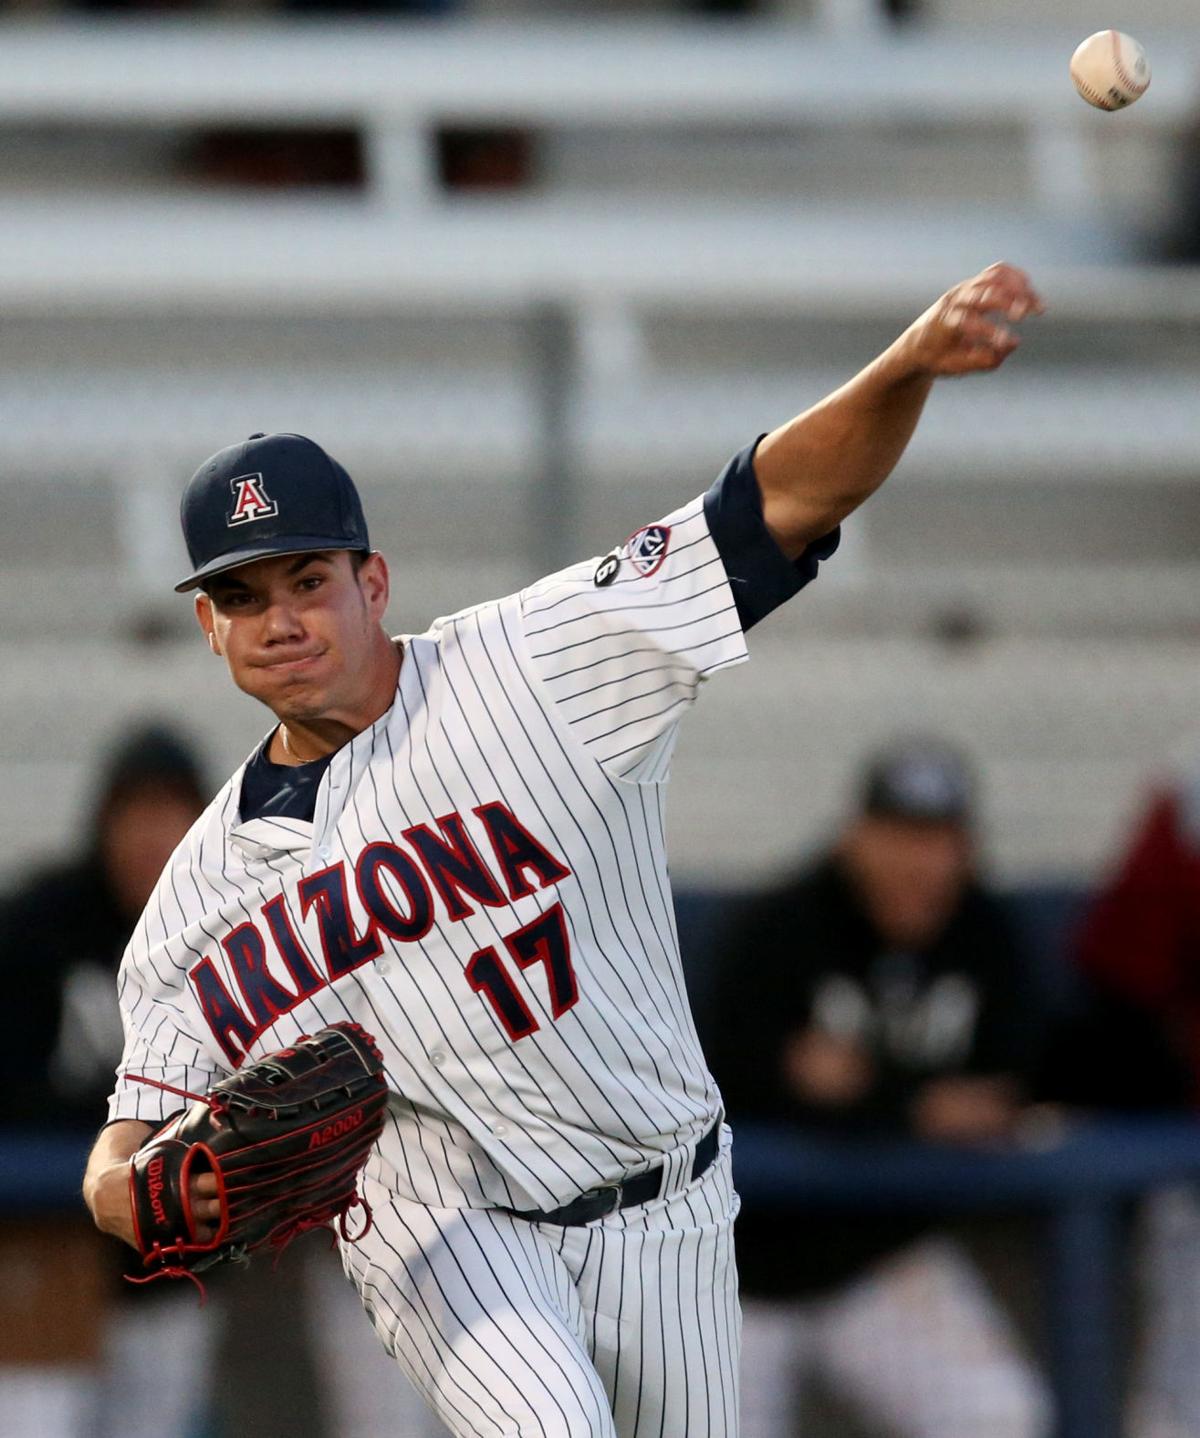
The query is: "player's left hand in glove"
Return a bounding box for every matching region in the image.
[127,1021,388,1296]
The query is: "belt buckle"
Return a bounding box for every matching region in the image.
[594,1185,623,1218]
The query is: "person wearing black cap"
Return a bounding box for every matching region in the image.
[81,262,1045,1438]
[704,737,1051,1438]
[0,725,210,1438]
[0,723,209,1130]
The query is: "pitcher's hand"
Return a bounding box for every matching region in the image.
[898,262,1045,377]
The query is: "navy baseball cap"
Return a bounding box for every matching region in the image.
[175,432,370,593]
[860,738,974,825]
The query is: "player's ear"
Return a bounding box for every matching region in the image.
[357,551,389,621]
[195,593,223,657]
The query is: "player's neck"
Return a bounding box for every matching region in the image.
[270,637,402,765]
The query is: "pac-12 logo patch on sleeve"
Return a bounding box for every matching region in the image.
[228,472,279,527]
[626,524,671,578]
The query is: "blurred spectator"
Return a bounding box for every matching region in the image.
[0,723,209,1131]
[0,724,211,1438]
[0,722,442,1438]
[1073,764,1200,1107]
[1061,757,1200,1438]
[705,736,1052,1438]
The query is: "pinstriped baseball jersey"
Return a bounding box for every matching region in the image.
[107,433,843,1438]
[110,492,745,1210]
[109,445,837,1221]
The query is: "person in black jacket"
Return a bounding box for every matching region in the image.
[705,737,1051,1438]
[0,724,209,1131]
[0,724,212,1438]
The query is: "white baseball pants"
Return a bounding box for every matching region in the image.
[342,1133,741,1438]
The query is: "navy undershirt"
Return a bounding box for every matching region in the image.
[238,440,838,824]
[239,743,334,825]
[703,437,841,632]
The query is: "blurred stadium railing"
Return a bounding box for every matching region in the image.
[9,1113,1200,1438]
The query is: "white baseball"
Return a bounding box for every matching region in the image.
[1070,30,1151,111]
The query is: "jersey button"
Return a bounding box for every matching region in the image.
[492,1122,508,1138]
[377,959,392,976]
[317,846,331,863]
[430,1050,446,1066]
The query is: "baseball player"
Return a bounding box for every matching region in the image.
[82,262,1042,1437]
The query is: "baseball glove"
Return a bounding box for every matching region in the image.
[127,1022,388,1295]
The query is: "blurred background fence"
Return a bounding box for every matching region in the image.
[2,3,1200,1437]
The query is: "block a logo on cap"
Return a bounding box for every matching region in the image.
[227,472,279,527]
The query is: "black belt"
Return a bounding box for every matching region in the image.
[506,1115,722,1226]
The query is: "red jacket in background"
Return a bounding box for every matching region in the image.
[1076,777,1200,1100]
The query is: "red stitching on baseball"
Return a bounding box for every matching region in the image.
[1109,29,1148,98]
[1076,80,1109,108]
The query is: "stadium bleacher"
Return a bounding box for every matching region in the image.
[0,15,1197,893]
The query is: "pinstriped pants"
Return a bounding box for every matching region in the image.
[341,1132,741,1438]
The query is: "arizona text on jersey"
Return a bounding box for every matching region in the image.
[110,493,755,1213]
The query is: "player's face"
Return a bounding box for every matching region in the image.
[195,550,391,724]
[842,816,972,950]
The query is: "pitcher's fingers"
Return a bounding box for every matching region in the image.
[960,313,1016,349]
[976,263,1045,312]
[990,275,1046,318]
[189,1171,221,1227]
[958,342,1015,372]
[991,288,1043,321]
